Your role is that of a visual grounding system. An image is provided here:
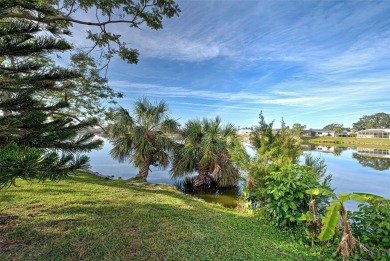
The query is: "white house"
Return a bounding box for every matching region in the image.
[356,129,390,138]
[303,129,335,137]
[237,129,253,135]
[303,129,349,137]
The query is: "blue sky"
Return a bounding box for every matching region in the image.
[73,0,390,129]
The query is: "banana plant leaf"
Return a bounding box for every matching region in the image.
[318,199,341,241]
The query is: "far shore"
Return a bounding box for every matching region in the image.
[302,137,390,149]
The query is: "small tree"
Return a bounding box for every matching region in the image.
[106,98,178,180]
[305,189,390,261]
[170,117,243,188]
[333,127,342,136]
[243,112,301,200]
[290,123,306,137]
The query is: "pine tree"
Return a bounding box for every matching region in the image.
[0,7,102,188]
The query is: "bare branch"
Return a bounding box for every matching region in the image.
[65,0,78,17]
[2,12,142,27]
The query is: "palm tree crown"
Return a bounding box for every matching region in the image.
[170,116,242,187]
[106,98,178,180]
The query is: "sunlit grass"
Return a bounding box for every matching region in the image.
[303,137,390,149]
[1,172,326,260]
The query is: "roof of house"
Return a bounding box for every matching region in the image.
[304,129,334,132]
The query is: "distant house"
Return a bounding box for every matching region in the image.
[237,128,253,135]
[356,129,390,138]
[337,131,350,137]
[303,129,349,137]
[303,129,335,137]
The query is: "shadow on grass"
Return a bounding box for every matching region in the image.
[0,173,324,260]
[3,200,318,260]
[0,194,16,202]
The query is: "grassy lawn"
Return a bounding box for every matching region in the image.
[0,172,327,260]
[303,137,390,149]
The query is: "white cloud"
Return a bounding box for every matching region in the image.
[111,81,270,102]
[62,1,390,128]
[63,0,390,68]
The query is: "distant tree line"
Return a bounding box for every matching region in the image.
[322,112,390,133]
[353,112,390,131]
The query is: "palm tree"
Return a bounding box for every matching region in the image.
[106,98,178,180]
[170,116,243,188]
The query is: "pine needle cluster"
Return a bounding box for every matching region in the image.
[0,1,102,188]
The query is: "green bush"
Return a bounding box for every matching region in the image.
[349,200,390,250]
[263,164,328,227]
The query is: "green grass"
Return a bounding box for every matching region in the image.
[303,137,390,149]
[0,172,327,260]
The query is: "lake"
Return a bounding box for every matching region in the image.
[87,139,390,209]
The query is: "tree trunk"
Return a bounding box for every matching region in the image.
[136,160,150,180]
[1,56,14,116]
[193,168,211,187]
[211,164,221,182]
[337,205,357,261]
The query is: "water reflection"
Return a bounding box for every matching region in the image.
[175,178,242,208]
[302,146,390,210]
[352,148,390,171]
[87,138,242,207]
[88,140,390,209]
[302,145,347,156]
[355,148,390,158]
[303,145,390,170]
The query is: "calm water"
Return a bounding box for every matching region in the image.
[87,139,390,209]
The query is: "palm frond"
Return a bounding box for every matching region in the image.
[171,116,241,187]
[106,98,178,178]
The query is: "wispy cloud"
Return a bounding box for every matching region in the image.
[112,77,390,111]
[111,81,270,102]
[120,32,228,61]
[66,0,390,128]
[314,35,390,74]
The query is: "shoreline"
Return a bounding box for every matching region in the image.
[78,168,114,180]
[302,137,390,149]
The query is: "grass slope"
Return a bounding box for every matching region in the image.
[1,172,325,260]
[303,137,390,149]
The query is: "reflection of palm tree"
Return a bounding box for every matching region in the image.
[106,98,178,180]
[352,153,390,171]
[170,117,242,188]
[332,147,344,156]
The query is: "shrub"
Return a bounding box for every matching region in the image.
[349,200,390,250]
[263,164,329,227]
